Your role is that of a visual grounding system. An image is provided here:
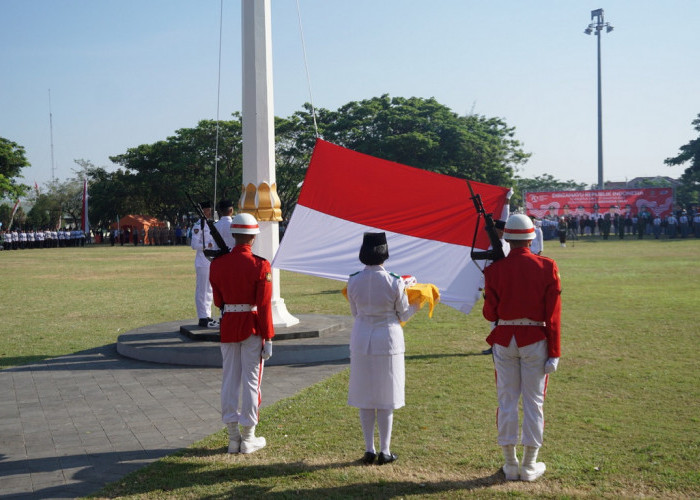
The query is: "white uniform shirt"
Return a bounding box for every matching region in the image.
[190,219,215,267]
[531,226,544,255]
[213,215,235,252]
[347,266,413,356]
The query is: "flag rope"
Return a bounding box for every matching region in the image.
[213,0,224,212]
[296,0,319,138]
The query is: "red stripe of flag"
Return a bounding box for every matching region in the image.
[297,139,509,248]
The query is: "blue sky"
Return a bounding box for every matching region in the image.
[2,0,699,190]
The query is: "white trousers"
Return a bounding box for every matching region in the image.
[493,337,548,448]
[195,265,212,319]
[221,335,265,427]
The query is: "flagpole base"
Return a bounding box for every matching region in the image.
[272,298,299,327]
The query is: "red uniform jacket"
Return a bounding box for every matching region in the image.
[209,244,274,343]
[483,247,561,357]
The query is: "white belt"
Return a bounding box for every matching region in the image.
[498,318,546,327]
[223,304,257,313]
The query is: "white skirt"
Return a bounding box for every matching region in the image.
[347,351,405,410]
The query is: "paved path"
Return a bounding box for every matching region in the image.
[0,343,349,499]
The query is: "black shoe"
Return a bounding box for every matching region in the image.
[361,451,376,465]
[481,347,493,355]
[198,318,209,327]
[377,452,398,465]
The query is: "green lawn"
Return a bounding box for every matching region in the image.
[1,239,698,498]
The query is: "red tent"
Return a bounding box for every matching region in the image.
[110,215,165,245]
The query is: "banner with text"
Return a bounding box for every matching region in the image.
[525,188,675,218]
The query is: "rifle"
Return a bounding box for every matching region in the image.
[186,192,230,260]
[467,180,505,264]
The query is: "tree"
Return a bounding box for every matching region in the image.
[99,97,529,221]
[665,113,700,207]
[274,105,328,219]
[321,95,529,187]
[44,178,84,229]
[0,137,30,200]
[512,174,589,208]
[272,96,530,216]
[26,193,62,229]
[109,117,243,222]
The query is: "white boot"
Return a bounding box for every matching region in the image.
[240,425,266,454]
[227,423,241,454]
[501,444,520,480]
[521,445,546,481]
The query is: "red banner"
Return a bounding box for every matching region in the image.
[525,188,675,218]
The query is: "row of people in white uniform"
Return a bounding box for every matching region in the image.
[1,229,87,249]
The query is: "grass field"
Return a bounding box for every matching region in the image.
[1,239,698,498]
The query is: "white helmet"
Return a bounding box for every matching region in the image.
[503,214,536,240]
[230,213,260,235]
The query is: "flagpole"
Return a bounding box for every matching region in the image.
[241,0,298,326]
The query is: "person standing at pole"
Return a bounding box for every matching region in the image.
[482,214,562,482]
[191,201,218,328]
[209,213,274,454]
[214,199,236,252]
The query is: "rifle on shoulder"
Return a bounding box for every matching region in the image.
[467,180,505,263]
[186,192,230,260]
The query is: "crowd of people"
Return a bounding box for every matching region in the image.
[0,224,202,250]
[1,228,89,249]
[537,208,700,241]
[104,225,191,246]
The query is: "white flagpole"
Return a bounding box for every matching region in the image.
[241,0,298,326]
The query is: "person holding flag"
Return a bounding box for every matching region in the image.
[346,232,419,466]
[190,201,218,328]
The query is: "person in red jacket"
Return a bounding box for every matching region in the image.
[482,214,562,482]
[209,212,274,454]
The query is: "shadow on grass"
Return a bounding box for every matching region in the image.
[301,289,343,296]
[406,351,490,361]
[96,449,505,498]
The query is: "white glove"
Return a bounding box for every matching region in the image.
[544,357,559,374]
[261,341,272,360]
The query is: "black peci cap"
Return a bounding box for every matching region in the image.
[218,199,234,211]
[359,232,389,265]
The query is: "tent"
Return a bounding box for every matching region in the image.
[110,215,165,245]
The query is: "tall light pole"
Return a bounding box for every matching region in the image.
[584,8,613,190]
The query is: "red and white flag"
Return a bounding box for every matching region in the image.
[272,139,511,314]
[81,179,90,233]
[9,198,21,228]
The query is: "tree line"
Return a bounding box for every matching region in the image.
[2,98,698,230]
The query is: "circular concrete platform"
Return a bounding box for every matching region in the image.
[117,314,352,367]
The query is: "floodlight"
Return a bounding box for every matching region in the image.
[583,9,614,190]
